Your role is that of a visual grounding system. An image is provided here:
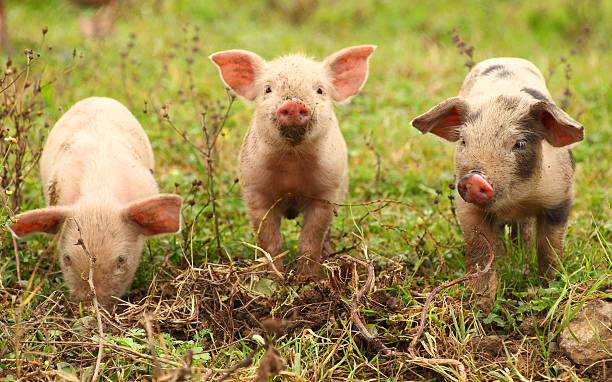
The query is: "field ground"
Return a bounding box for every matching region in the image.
[0,0,610,381]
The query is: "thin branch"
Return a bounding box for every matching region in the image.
[74,219,104,382]
[409,233,495,352]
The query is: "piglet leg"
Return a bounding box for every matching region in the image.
[297,200,335,282]
[457,200,502,313]
[536,204,569,279]
[249,207,284,274]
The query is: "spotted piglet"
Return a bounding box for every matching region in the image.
[210,46,376,281]
[412,58,584,311]
[9,97,182,307]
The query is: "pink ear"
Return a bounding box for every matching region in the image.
[324,45,376,102]
[9,207,67,238]
[411,97,468,142]
[124,194,182,236]
[533,102,584,147]
[209,50,265,101]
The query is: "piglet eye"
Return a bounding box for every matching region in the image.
[316,87,324,95]
[513,139,527,150]
[459,138,466,146]
[264,85,272,94]
[117,256,126,265]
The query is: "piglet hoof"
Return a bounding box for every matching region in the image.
[467,271,497,314]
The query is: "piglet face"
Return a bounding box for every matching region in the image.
[412,96,583,212]
[9,194,182,307]
[56,208,144,307]
[210,46,376,146]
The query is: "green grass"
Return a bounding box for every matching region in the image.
[0,0,610,381]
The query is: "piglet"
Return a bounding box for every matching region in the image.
[210,45,376,281]
[412,58,584,311]
[9,97,182,307]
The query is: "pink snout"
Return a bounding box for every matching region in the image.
[457,172,495,205]
[276,98,312,127]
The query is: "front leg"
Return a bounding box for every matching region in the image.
[456,199,504,313]
[536,199,571,278]
[248,206,284,274]
[297,200,335,282]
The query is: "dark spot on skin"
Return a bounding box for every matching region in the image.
[48,179,59,206]
[514,120,545,179]
[149,168,154,175]
[63,254,71,265]
[481,65,512,78]
[521,87,550,102]
[568,149,576,170]
[481,65,504,76]
[541,199,571,226]
[117,256,126,267]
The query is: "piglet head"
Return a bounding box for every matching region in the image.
[9,194,182,307]
[412,96,583,211]
[210,45,376,146]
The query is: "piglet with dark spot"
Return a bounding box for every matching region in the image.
[9,97,183,307]
[412,58,584,311]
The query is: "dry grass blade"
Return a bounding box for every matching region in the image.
[409,232,495,353]
[74,219,105,382]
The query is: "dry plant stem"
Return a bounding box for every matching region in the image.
[408,233,495,353]
[11,234,21,282]
[74,220,104,382]
[143,313,162,379]
[342,255,470,382]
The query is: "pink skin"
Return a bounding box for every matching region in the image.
[9,97,182,307]
[457,172,495,205]
[210,46,376,281]
[276,98,312,127]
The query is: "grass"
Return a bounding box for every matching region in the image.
[0,0,610,381]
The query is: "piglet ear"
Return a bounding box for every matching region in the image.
[530,101,584,147]
[324,45,376,102]
[411,97,469,142]
[209,49,266,101]
[8,207,68,239]
[123,194,182,236]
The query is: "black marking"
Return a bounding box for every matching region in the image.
[541,199,571,226]
[521,87,550,102]
[63,254,71,266]
[481,65,504,76]
[514,120,544,179]
[149,168,154,175]
[568,149,576,170]
[481,64,512,78]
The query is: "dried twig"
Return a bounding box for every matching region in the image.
[409,233,495,352]
[74,219,104,382]
[342,239,482,382]
[143,312,162,379]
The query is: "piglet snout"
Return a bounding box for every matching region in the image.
[276,98,312,127]
[458,171,494,205]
